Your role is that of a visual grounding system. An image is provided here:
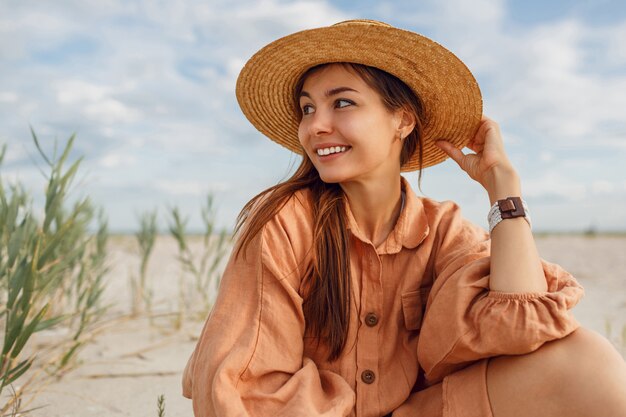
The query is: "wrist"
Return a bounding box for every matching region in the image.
[484,165,521,205]
[488,197,532,234]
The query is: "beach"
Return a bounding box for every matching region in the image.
[18,234,626,416]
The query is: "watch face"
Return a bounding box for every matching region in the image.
[498,197,525,219]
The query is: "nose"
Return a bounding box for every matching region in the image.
[305,107,333,137]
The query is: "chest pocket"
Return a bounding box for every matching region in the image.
[401,287,430,331]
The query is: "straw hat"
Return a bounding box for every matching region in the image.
[236,19,482,171]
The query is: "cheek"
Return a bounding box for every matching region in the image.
[297,122,308,146]
[341,112,382,137]
[297,122,314,158]
[339,119,358,135]
[298,123,305,145]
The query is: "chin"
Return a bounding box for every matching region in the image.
[318,174,342,184]
[317,170,350,184]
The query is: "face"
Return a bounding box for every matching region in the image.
[297,64,406,185]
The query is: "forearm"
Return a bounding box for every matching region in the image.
[486,166,548,293]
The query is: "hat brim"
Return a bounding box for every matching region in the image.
[236,22,482,171]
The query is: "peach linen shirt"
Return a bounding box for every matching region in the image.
[182,177,584,417]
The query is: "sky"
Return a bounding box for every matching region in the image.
[1,0,625,233]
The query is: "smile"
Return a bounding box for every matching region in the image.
[316,146,349,156]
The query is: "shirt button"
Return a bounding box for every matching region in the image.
[361,370,376,384]
[365,313,379,327]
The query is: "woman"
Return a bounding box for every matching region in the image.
[183,20,626,417]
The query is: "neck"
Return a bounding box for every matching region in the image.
[341,175,403,248]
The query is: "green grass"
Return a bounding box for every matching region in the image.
[131,209,158,316]
[168,194,229,324]
[157,394,166,417]
[1,130,109,413]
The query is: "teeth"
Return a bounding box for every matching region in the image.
[317,146,347,156]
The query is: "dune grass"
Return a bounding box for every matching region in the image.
[0,130,109,413]
[131,209,158,316]
[168,194,229,325]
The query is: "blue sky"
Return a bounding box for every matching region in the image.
[1,0,625,233]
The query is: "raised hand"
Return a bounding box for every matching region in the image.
[435,116,520,202]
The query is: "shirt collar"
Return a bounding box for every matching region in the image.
[345,176,430,255]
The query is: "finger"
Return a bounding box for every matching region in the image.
[469,117,495,149]
[466,139,482,153]
[479,118,505,150]
[435,140,466,166]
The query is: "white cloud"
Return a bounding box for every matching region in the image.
[230,0,345,27]
[539,151,553,162]
[84,99,140,124]
[0,92,18,103]
[524,172,588,201]
[98,152,136,168]
[524,171,626,202]
[435,0,504,26]
[600,20,626,67]
[155,180,205,196]
[591,180,615,194]
[476,19,626,150]
[54,80,142,124]
[56,81,108,104]
[0,9,78,60]
[144,122,226,153]
[0,143,28,164]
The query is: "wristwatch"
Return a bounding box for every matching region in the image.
[487,197,532,234]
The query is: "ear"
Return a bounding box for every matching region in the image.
[394,108,416,140]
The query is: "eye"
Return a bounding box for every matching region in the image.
[335,99,354,109]
[301,104,314,115]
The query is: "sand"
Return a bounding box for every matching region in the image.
[12,235,626,416]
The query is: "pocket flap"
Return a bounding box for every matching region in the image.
[401,287,430,331]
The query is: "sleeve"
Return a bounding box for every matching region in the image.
[181,217,355,417]
[416,202,584,383]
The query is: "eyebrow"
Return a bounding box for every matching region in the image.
[299,86,359,99]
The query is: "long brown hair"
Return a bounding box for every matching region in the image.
[235,62,425,361]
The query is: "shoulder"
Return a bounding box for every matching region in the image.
[420,196,461,218]
[418,196,463,229]
[258,188,314,283]
[262,187,314,247]
[418,196,487,241]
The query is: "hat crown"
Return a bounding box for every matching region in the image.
[331,19,391,28]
